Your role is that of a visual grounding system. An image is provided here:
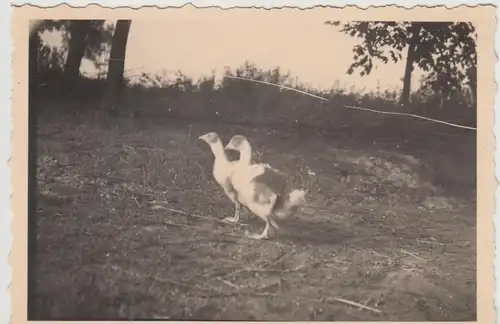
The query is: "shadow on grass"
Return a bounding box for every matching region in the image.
[277,216,354,246]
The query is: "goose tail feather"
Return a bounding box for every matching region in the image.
[273,189,307,219]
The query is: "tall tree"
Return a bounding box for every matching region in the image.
[400,23,423,106]
[31,20,114,78]
[63,20,92,81]
[29,20,65,89]
[325,21,477,106]
[60,20,115,73]
[101,20,132,112]
[29,26,41,91]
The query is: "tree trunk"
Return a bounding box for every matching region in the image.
[399,23,421,107]
[467,65,477,109]
[64,20,91,82]
[101,20,132,113]
[29,31,41,94]
[400,49,413,106]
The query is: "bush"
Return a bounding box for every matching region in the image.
[32,61,477,134]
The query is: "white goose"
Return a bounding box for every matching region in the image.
[198,132,242,224]
[225,135,307,240]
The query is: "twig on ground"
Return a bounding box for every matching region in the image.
[151,204,188,214]
[358,298,373,311]
[401,249,426,261]
[417,238,445,246]
[221,267,252,279]
[233,291,382,314]
[217,277,241,290]
[133,197,142,208]
[256,281,280,292]
[149,199,171,206]
[150,204,229,224]
[330,296,382,314]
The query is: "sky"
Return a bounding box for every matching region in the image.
[42,14,427,94]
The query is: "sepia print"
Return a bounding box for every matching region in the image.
[10,4,495,323]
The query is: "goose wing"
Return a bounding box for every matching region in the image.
[244,164,288,208]
[250,164,288,196]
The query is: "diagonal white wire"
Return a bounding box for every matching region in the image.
[225,75,477,131]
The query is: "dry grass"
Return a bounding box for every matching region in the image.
[32,108,476,321]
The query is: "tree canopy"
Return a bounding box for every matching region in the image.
[325,21,477,105]
[32,20,114,71]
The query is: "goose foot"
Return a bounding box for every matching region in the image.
[222,202,241,224]
[244,229,269,240]
[222,216,238,224]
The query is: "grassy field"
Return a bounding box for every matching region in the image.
[31,96,476,321]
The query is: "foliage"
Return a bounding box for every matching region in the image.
[34,19,115,70]
[72,20,115,70]
[32,60,477,130]
[31,19,67,34]
[325,21,477,94]
[38,44,66,73]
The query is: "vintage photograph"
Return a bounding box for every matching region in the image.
[14,4,494,322]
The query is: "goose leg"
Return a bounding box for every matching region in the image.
[222,193,240,224]
[223,201,240,224]
[269,216,280,230]
[245,218,270,240]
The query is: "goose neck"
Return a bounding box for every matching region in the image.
[239,142,252,165]
[210,141,228,161]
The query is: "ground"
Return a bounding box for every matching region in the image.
[32,111,476,321]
